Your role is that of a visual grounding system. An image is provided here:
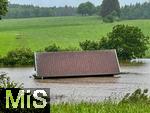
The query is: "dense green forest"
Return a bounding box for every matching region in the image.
[3,2,150,19]
[121,2,150,19]
[4,4,77,18]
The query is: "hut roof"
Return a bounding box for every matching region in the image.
[35,50,120,77]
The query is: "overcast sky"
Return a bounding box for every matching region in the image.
[9,0,149,7]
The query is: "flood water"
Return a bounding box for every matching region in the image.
[0,59,150,102]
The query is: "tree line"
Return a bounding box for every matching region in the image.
[2,1,150,20]
[121,2,150,20]
[4,4,77,19]
[3,3,101,19]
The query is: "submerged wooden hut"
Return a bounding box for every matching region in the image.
[34,50,120,78]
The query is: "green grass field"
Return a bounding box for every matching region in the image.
[52,101,150,113]
[51,88,150,113]
[0,16,150,56]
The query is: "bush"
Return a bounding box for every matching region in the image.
[79,40,99,50]
[0,74,23,88]
[80,25,150,60]
[45,44,80,52]
[0,55,2,64]
[45,44,61,52]
[62,46,80,51]
[1,48,34,66]
[103,15,114,23]
[102,11,121,23]
[120,89,150,104]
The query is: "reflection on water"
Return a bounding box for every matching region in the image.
[0,59,150,102]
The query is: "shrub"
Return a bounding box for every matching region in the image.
[103,15,114,23]
[1,48,34,66]
[102,11,121,23]
[120,89,150,104]
[79,40,99,50]
[0,74,23,88]
[62,46,80,51]
[0,55,2,64]
[45,44,80,52]
[45,44,61,52]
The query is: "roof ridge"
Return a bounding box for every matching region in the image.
[35,49,116,55]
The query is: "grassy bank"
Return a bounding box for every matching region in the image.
[52,102,150,113]
[0,16,150,56]
[51,89,150,113]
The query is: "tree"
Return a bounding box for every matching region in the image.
[0,0,8,19]
[100,0,120,18]
[100,25,150,60]
[77,2,96,16]
[80,25,150,60]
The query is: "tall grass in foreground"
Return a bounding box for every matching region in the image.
[51,89,150,113]
[52,102,150,113]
